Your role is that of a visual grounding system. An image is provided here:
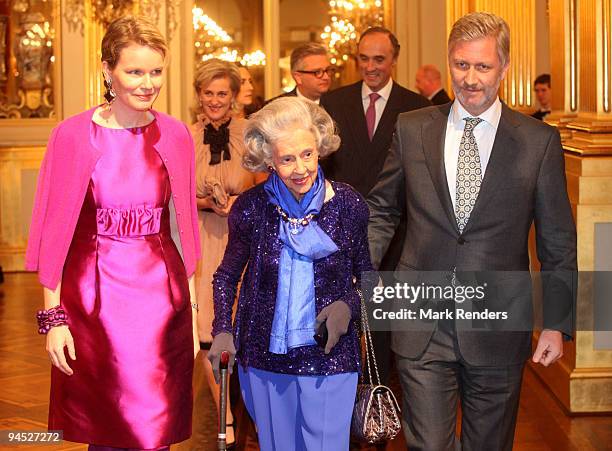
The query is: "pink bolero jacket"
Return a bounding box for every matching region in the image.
[26,107,201,289]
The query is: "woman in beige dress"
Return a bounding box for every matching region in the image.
[191,58,262,449]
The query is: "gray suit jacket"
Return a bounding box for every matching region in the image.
[367,103,577,366]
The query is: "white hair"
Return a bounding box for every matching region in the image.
[243,97,340,172]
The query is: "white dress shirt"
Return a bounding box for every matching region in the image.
[296,87,320,104]
[444,98,502,210]
[361,78,393,134]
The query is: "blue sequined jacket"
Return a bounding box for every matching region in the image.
[212,181,373,375]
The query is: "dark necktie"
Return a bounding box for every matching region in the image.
[455,117,484,232]
[365,92,381,141]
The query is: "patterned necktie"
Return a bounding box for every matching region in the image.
[365,92,381,140]
[455,117,484,232]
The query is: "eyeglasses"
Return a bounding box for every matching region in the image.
[295,67,336,78]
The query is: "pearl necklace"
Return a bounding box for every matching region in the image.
[275,205,317,235]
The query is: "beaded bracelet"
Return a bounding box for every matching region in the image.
[36,306,68,335]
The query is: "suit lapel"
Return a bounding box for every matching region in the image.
[421,104,458,233]
[344,82,370,151]
[464,105,520,231]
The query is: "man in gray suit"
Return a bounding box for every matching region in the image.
[367,12,576,450]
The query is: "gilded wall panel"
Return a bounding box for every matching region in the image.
[579,0,598,113]
[0,0,60,120]
[549,0,576,113]
[0,146,45,271]
[603,0,611,112]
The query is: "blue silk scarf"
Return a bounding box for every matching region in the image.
[264,166,339,354]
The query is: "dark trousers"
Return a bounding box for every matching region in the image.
[369,213,408,386]
[368,330,391,385]
[395,326,524,451]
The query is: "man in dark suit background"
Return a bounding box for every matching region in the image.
[266,43,333,104]
[415,63,452,105]
[367,12,576,450]
[321,27,430,197]
[321,27,430,385]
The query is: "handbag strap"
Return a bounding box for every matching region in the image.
[357,288,382,387]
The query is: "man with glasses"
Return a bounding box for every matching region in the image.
[267,43,333,104]
[321,27,430,387]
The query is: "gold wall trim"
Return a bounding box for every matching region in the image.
[85,1,104,110]
[580,0,597,113]
[570,0,578,111]
[572,368,612,379]
[564,144,612,155]
[603,0,612,112]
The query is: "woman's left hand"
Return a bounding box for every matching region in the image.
[210,195,237,217]
[315,300,351,354]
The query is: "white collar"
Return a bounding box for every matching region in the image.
[296,87,320,104]
[451,97,502,130]
[361,77,394,102]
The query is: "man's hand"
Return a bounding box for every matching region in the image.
[532,329,563,367]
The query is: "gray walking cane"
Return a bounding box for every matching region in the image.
[218,350,230,451]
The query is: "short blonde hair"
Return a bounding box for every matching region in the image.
[448,12,510,67]
[243,97,340,172]
[193,58,241,96]
[290,43,328,71]
[101,16,167,69]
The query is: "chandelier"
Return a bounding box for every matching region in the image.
[320,0,384,67]
[64,0,180,41]
[193,7,265,66]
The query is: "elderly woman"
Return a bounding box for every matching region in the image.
[26,16,199,450]
[208,97,373,451]
[191,58,262,449]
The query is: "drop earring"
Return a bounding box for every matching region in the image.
[103,76,116,105]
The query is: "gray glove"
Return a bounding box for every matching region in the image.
[207,332,236,383]
[315,300,352,354]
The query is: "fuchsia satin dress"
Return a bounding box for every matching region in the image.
[49,120,193,449]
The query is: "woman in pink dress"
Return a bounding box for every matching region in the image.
[26,17,201,450]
